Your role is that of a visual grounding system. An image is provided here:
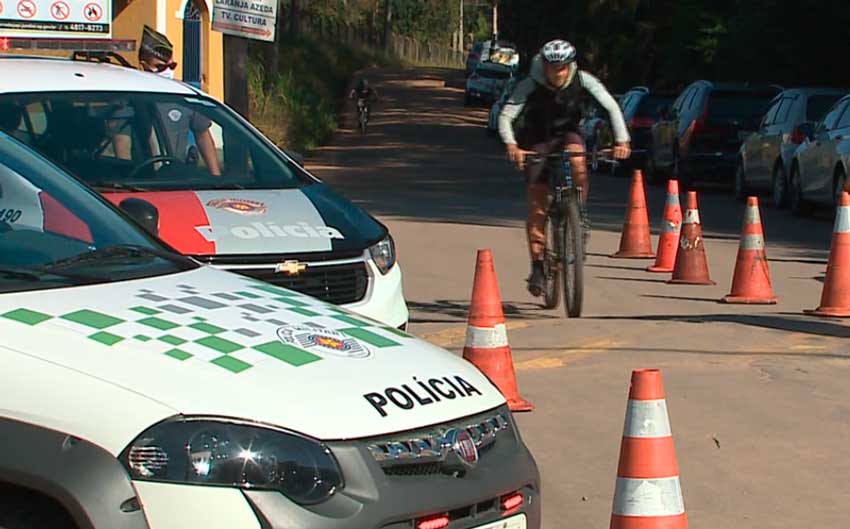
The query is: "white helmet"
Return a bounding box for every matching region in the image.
[541,39,577,66]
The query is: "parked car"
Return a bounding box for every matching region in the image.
[0,130,541,529]
[581,98,615,172]
[619,87,676,179]
[480,40,520,71]
[788,93,850,215]
[487,76,520,134]
[0,56,408,329]
[736,88,845,206]
[465,41,485,77]
[465,62,514,106]
[648,81,782,189]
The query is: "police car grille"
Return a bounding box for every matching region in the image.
[233,263,369,305]
[379,441,496,477]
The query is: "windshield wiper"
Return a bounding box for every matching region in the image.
[93,182,150,192]
[43,244,188,271]
[0,266,105,284]
[206,183,246,190]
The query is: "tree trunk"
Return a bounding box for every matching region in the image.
[289,0,299,38]
[383,0,392,50]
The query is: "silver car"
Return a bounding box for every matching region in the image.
[736,88,844,207]
[789,93,850,215]
[465,63,513,106]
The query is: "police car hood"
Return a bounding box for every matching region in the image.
[0,267,504,451]
[102,185,384,256]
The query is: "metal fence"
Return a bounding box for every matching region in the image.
[300,15,464,69]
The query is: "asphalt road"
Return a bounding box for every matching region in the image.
[307,68,850,529]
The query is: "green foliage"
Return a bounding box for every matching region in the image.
[248,37,401,151]
[392,0,459,43]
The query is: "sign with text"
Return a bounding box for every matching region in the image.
[212,0,276,42]
[0,0,110,38]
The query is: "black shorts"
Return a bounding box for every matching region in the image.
[524,132,586,185]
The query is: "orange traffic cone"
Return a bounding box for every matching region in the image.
[721,197,778,304]
[648,179,683,273]
[668,191,715,285]
[806,192,850,317]
[462,249,533,412]
[612,170,655,259]
[610,369,688,529]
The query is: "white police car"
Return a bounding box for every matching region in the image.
[0,130,540,528]
[0,56,407,329]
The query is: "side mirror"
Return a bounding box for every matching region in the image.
[119,198,159,237]
[284,149,305,167]
[798,121,816,140]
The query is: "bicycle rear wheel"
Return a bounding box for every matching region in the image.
[542,212,561,309]
[561,193,584,317]
[359,110,367,134]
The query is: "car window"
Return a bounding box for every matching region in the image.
[673,89,691,113]
[0,132,194,294]
[636,95,675,118]
[821,99,848,130]
[807,94,844,122]
[685,88,701,112]
[707,91,775,122]
[0,92,306,193]
[773,97,794,124]
[476,68,511,80]
[836,103,850,129]
[759,98,782,127]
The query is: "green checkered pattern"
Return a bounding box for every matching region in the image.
[1,280,413,374]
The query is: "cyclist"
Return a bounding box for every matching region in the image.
[349,78,378,122]
[498,39,630,296]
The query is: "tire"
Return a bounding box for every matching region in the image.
[0,491,76,529]
[561,193,584,318]
[463,94,471,107]
[645,151,665,186]
[833,168,847,212]
[789,163,810,216]
[542,213,561,309]
[673,149,693,190]
[733,161,748,202]
[772,162,788,209]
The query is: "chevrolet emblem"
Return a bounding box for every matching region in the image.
[275,260,307,276]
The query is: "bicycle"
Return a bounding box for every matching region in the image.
[356,98,369,135]
[526,147,620,318]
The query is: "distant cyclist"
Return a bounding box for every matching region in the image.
[349,78,378,108]
[498,39,630,296]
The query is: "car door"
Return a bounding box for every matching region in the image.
[760,96,795,184]
[744,96,781,185]
[802,98,848,201]
[654,88,691,168]
[678,87,703,156]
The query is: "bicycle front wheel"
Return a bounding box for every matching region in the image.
[543,212,561,309]
[561,193,584,317]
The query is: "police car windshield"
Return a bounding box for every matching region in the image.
[0,92,306,192]
[0,132,195,294]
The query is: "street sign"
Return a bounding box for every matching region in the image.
[0,0,110,39]
[212,0,277,42]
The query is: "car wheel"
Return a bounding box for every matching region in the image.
[645,152,664,186]
[464,94,471,107]
[772,162,788,209]
[789,163,810,216]
[833,168,847,212]
[733,161,748,202]
[673,150,693,190]
[0,492,76,529]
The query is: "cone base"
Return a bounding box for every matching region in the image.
[805,307,850,318]
[507,396,535,412]
[611,251,656,259]
[647,265,674,273]
[721,294,778,304]
[668,278,716,285]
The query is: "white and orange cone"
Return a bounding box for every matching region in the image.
[462,249,533,412]
[806,192,850,317]
[610,369,687,529]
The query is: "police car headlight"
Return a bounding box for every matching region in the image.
[369,235,396,274]
[121,418,343,505]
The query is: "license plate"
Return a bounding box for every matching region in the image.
[738,131,752,141]
[474,514,527,529]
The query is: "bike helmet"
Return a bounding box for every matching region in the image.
[541,39,577,66]
[358,78,370,91]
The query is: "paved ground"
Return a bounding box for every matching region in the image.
[306,68,850,529]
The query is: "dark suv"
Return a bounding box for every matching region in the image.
[648,81,782,188]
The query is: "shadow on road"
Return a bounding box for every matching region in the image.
[510,344,850,361]
[407,299,559,323]
[587,312,850,338]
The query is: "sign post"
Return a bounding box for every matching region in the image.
[0,0,110,39]
[212,0,279,122]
